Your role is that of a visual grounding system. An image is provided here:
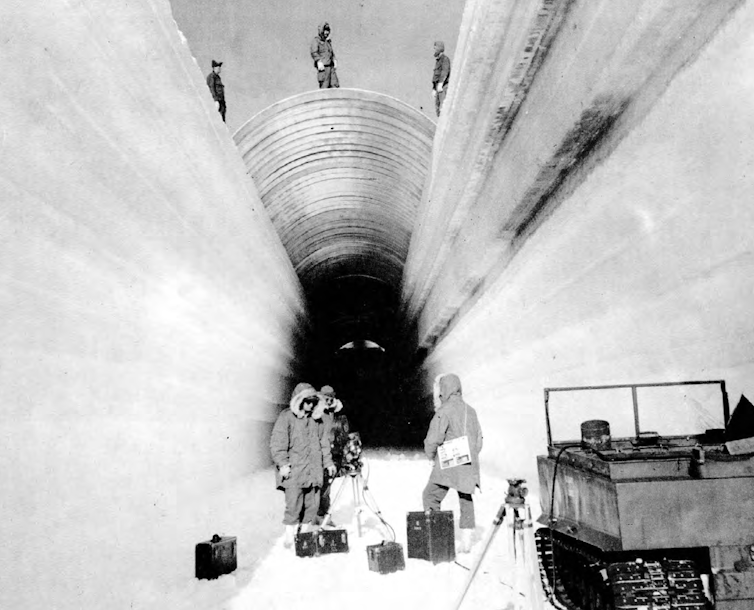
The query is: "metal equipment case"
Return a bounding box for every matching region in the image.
[406,510,455,564]
[317,529,349,555]
[295,528,349,558]
[294,531,318,557]
[367,541,406,574]
[195,534,237,580]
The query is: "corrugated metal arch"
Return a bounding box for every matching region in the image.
[234,88,435,292]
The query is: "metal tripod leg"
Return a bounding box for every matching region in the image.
[320,472,365,537]
[506,503,544,610]
[451,504,507,610]
[351,473,364,537]
[451,499,544,610]
[320,475,348,529]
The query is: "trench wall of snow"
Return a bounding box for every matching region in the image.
[424,3,754,487]
[0,2,304,607]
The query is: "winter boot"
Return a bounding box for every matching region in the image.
[459,528,473,553]
[283,524,296,549]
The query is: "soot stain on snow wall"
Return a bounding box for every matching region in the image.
[509,95,630,241]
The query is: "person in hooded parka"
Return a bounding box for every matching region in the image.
[314,385,351,525]
[422,373,483,553]
[310,21,339,88]
[270,382,336,547]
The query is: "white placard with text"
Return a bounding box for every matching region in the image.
[438,435,472,470]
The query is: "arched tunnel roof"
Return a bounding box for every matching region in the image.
[234,89,435,294]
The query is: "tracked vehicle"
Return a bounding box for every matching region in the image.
[536,380,754,610]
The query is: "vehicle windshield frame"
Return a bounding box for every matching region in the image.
[543,379,730,446]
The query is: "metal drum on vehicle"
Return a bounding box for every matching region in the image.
[580,419,611,451]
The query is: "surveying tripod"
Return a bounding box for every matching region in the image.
[451,479,545,610]
[320,469,367,537]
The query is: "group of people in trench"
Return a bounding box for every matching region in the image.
[269,373,484,554]
[205,21,452,123]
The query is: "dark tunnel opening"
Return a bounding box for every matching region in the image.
[295,276,432,450]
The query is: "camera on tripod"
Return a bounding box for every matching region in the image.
[339,431,363,476]
[505,478,528,506]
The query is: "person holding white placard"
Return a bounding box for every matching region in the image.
[422,373,483,553]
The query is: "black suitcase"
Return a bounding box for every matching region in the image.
[295,528,349,557]
[295,531,319,557]
[317,529,349,555]
[367,541,406,574]
[406,510,455,564]
[195,534,237,579]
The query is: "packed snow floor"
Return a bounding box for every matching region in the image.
[174,449,555,610]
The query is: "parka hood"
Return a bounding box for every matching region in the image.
[438,373,463,403]
[290,382,318,418]
[318,22,330,40]
[312,385,343,420]
[319,385,343,413]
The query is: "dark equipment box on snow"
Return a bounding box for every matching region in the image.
[367,540,406,574]
[195,534,237,580]
[295,528,349,558]
[406,510,455,564]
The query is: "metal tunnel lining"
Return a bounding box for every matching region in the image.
[234,89,435,293]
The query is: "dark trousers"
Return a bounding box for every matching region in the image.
[434,89,446,117]
[283,485,320,525]
[318,474,334,518]
[422,481,475,529]
[317,66,340,89]
[218,101,226,122]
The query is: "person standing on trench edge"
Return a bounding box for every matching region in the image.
[432,40,451,117]
[310,22,339,89]
[206,60,226,122]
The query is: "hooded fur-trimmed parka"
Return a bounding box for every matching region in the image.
[270,383,334,491]
[424,374,483,494]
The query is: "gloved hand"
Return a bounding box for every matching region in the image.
[279,464,292,479]
[215,100,220,109]
[326,465,336,477]
[431,89,437,98]
[333,59,338,69]
[436,83,443,93]
[317,60,325,71]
